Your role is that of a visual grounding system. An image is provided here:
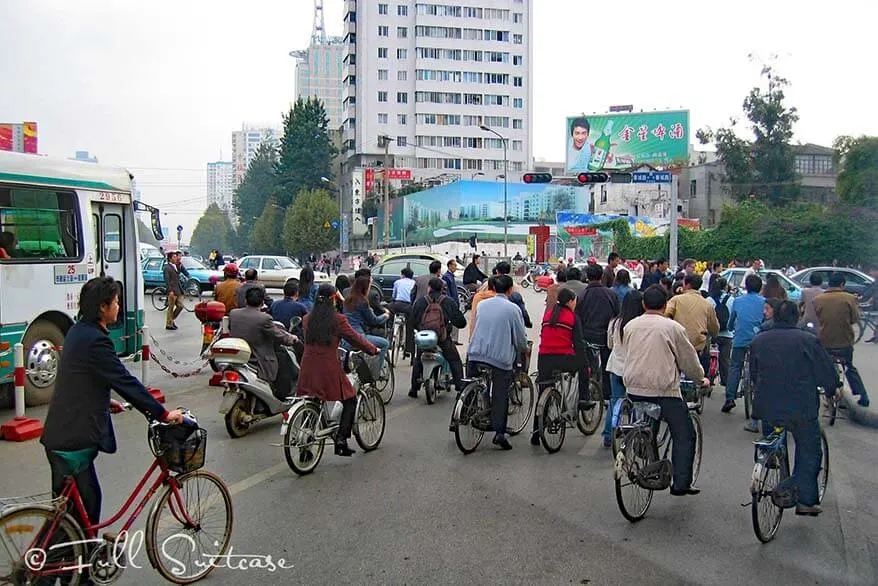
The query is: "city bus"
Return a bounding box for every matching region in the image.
[0,150,164,406]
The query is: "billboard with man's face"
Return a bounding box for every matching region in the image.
[565,110,689,172]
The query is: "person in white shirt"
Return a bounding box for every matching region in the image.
[389,268,416,358]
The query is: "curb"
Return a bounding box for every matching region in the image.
[839,393,878,429]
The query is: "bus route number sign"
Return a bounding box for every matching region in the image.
[98,192,131,203]
[54,264,89,285]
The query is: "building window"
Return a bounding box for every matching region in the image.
[378,69,388,80]
[513,76,522,87]
[377,113,388,124]
[513,119,523,129]
[600,185,608,204]
[397,70,407,81]
[396,92,408,104]
[378,47,388,58]
[513,33,523,44]
[513,97,523,108]
[512,140,522,151]
[397,114,407,125]
[690,179,697,197]
[378,25,389,36]
[513,12,523,23]
[397,4,407,16]
[378,3,388,15]
[397,48,407,59]
[397,26,407,38]
[378,91,388,102]
[397,136,407,146]
[513,55,522,65]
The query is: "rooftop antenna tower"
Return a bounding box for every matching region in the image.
[312,0,326,44]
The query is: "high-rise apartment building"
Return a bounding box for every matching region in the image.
[231,124,281,187]
[293,38,347,130]
[341,1,533,183]
[207,161,236,223]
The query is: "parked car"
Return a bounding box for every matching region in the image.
[141,255,223,291]
[790,267,874,296]
[720,268,802,302]
[371,253,465,301]
[235,255,330,288]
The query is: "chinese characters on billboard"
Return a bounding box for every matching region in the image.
[566,111,689,172]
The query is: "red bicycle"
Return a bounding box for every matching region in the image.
[0,409,233,585]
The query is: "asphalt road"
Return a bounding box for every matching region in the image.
[1,287,877,585]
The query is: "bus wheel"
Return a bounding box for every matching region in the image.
[22,320,65,406]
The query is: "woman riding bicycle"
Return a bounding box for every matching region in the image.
[41,277,184,525]
[343,275,391,373]
[298,283,378,456]
[603,290,645,448]
[532,288,588,445]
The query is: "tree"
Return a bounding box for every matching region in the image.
[282,188,338,256]
[234,141,278,248]
[190,203,237,256]
[698,64,800,205]
[250,198,284,255]
[275,97,337,208]
[834,135,878,209]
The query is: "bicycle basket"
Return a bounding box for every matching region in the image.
[637,459,672,491]
[351,352,380,384]
[680,379,699,403]
[150,424,207,475]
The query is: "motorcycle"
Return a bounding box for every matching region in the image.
[207,316,303,438]
[414,330,455,405]
[520,265,547,292]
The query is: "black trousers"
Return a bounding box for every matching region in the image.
[581,345,611,401]
[467,362,513,435]
[388,300,414,355]
[628,395,696,491]
[716,337,732,386]
[273,348,296,400]
[46,448,101,525]
[337,397,357,441]
[412,336,464,392]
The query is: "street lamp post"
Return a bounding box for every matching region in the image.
[480,125,508,257]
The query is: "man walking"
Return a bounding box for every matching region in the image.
[163,252,184,330]
[442,259,461,344]
[665,273,720,375]
[723,274,765,418]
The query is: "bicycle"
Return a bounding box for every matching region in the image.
[749,424,830,543]
[0,409,233,585]
[356,322,395,405]
[281,350,386,475]
[855,303,876,343]
[822,357,849,426]
[388,312,408,368]
[613,397,703,523]
[450,363,534,455]
[536,370,605,453]
[151,279,202,313]
[739,349,754,420]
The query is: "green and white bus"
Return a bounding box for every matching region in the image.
[0,150,164,406]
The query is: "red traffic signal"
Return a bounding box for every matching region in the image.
[522,173,552,184]
[577,173,610,184]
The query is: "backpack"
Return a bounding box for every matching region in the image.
[421,295,448,340]
[714,294,731,331]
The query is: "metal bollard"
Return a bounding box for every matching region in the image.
[13,343,24,418]
[141,325,150,387]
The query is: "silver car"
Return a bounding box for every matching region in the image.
[236,255,331,288]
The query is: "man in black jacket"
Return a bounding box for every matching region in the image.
[163,251,185,330]
[463,254,488,291]
[576,263,620,404]
[409,278,467,398]
[750,300,837,516]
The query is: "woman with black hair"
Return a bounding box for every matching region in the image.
[762,273,788,301]
[602,290,645,447]
[298,265,317,310]
[343,275,391,372]
[298,284,378,456]
[532,287,587,445]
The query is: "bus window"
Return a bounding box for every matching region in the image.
[0,186,81,261]
[104,215,122,262]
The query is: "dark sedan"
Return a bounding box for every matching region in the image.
[790,267,874,296]
[371,253,466,303]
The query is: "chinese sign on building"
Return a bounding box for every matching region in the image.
[565,110,689,172]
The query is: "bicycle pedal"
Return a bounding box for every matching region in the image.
[102,531,119,543]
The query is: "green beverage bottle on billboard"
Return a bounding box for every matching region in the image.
[588,120,614,171]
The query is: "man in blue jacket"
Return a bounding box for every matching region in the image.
[723,274,765,415]
[442,259,461,344]
[749,301,836,516]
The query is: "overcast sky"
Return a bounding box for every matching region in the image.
[1,0,875,236]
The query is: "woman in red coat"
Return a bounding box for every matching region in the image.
[298,283,378,456]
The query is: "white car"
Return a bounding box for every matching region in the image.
[236,255,331,288]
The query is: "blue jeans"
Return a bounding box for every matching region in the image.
[602,373,627,439]
[762,418,822,507]
[365,334,389,371]
[725,346,749,402]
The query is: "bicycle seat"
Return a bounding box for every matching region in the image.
[472,364,493,378]
[52,448,98,475]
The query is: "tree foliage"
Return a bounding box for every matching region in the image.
[250,198,284,255]
[834,135,878,209]
[282,188,338,256]
[698,65,800,205]
[275,97,337,208]
[233,141,278,249]
[190,203,237,257]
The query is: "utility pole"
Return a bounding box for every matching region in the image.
[669,176,679,270]
[383,136,390,256]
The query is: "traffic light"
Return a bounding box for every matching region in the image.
[468,234,477,249]
[522,172,552,184]
[577,172,610,184]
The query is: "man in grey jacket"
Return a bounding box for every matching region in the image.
[467,275,528,450]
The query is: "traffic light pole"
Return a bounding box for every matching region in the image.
[669,176,679,270]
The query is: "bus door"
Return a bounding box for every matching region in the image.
[91,202,127,344]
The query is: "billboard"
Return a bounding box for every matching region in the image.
[565,110,689,172]
[0,125,11,151]
[22,122,37,154]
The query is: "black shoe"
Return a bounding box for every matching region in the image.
[670,486,701,496]
[492,434,513,450]
[795,504,822,516]
[530,431,540,446]
[721,400,736,413]
[408,389,418,399]
[334,441,356,457]
[165,324,178,331]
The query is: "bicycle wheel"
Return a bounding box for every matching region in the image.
[611,399,633,457]
[751,451,786,543]
[691,413,703,485]
[454,385,485,454]
[614,429,655,522]
[283,402,325,475]
[151,287,168,311]
[576,378,604,436]
[742,362,753,420]
[354,388,386,451]
[506,371,534,436]
[856,318,865,343]
[424,376,437,405]
[181,282,201,312]
[146,470,233,584]
[373,359,395,404]
[817,428,830,504]
[539,388,566,453]
[0,506,86,586]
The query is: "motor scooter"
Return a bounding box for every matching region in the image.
[207,317,303,438]
[414,330,455,405]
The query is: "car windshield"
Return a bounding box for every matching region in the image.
[181,256,207,270]
[277,257,299,269]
